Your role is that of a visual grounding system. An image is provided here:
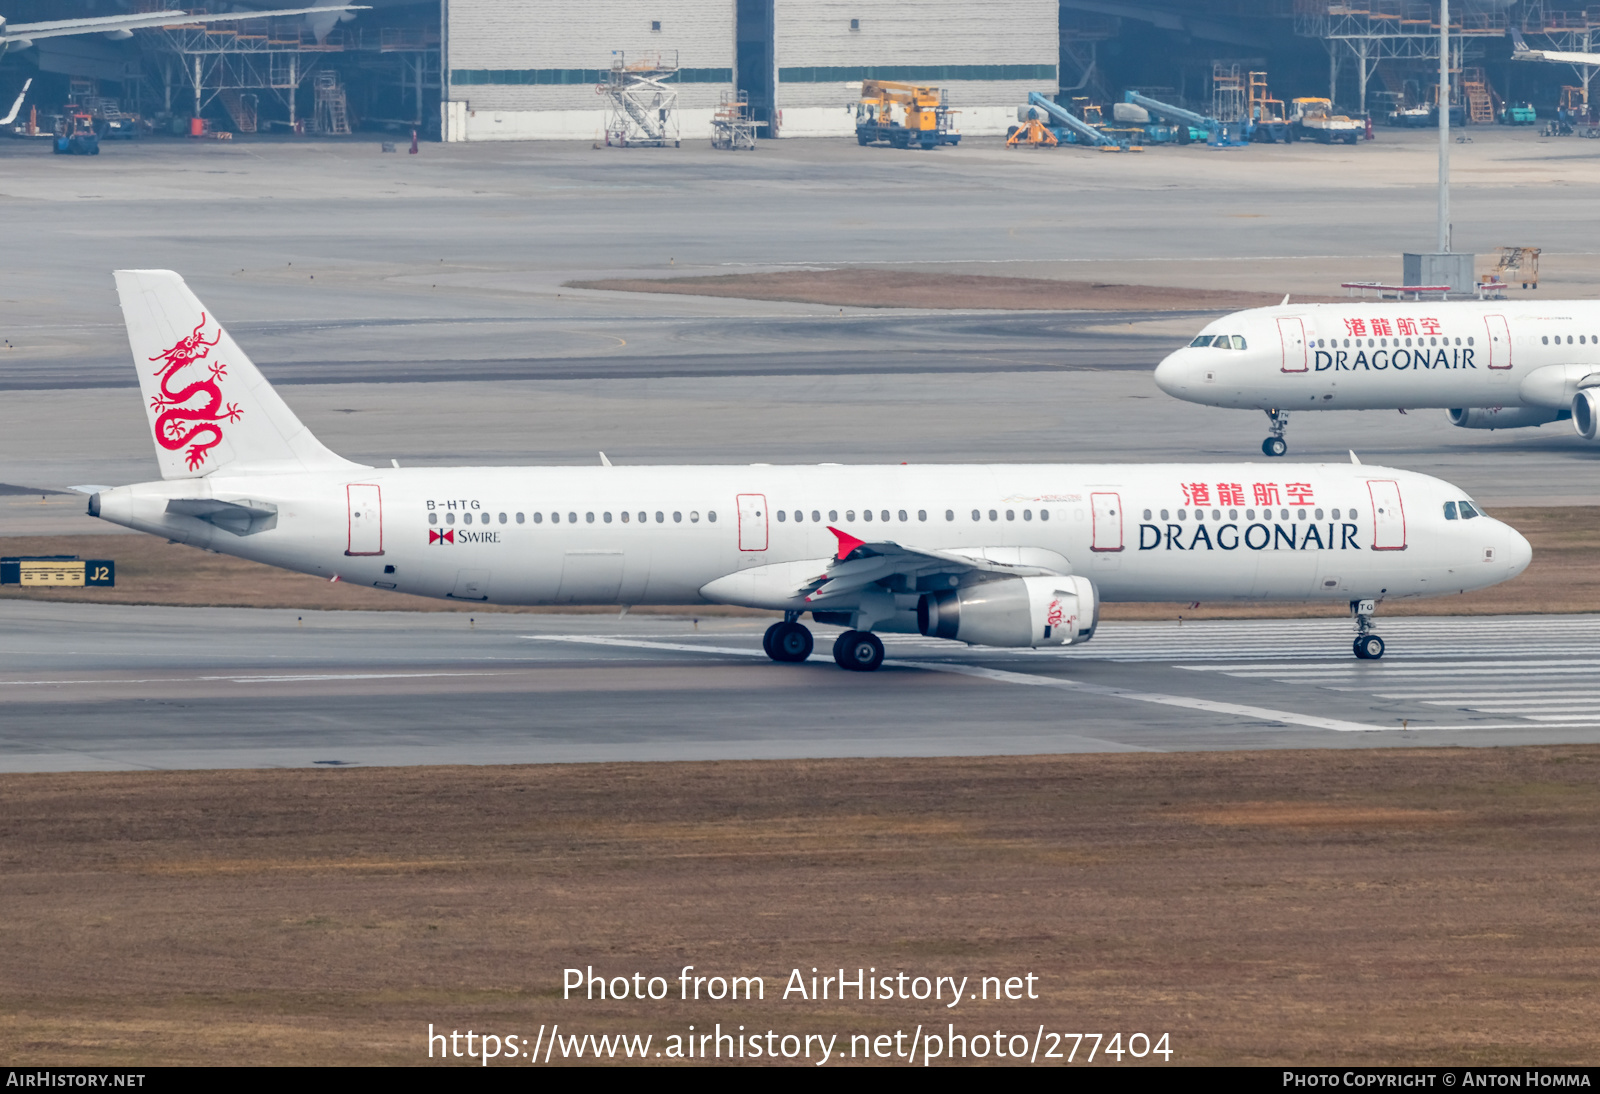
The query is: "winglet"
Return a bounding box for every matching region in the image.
[1281,293,1290,306]
[827,525,866,561]
[1350,450,1362,465]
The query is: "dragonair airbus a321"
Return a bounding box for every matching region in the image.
[87,272,1531,665]
[1155,298,1600,456]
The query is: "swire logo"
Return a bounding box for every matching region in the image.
[429,529,455,545]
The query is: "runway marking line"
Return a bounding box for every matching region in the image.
[525,635,1385,733]
[0,672,511,687]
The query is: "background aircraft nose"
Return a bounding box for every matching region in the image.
[1154,350,1186,395]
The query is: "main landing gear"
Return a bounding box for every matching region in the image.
[763,614,887,672]
[832,630,885,672]
[1261,408,1289,457]
[763,614,814,663]
[1351,599,1385,660]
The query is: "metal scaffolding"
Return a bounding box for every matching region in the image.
[710,90,761,149]
[603,51,681,148]
[1294,1,1507,113]
[135,14,438,133]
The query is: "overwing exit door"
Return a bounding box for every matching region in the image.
[1367,479,1407,550]
[1090,492,1124,552]
[737,493,768,551]
[346,483,383,556]
[1484,314,1512,369]
[1277,317,1308,372]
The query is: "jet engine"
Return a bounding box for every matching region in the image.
[917,575,1098,648]
[1447,406,1566,430]
[1574,388,1600,441]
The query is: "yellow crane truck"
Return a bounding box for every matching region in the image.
[855,80,961,148]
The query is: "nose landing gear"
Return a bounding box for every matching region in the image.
[1350,599,1384,659]
[1261,409,1289,457]
[763,613,814,663]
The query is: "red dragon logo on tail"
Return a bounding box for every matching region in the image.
[148,314,241,470]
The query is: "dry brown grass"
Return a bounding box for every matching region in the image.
[565,269,1308,312]
[3,506,1594,621]
[3,748,1600,1065]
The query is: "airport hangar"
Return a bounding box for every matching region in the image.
[6,1,1596,147]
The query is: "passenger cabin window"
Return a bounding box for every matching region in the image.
[429,512,438,525]
[946,510,954,521]
[1443,501,1458,520]
[446,512,455,525]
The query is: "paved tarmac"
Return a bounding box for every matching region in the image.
[3,601,1598,772]
[3,130,1600,513]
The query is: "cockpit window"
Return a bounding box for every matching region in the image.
[1443,501,1458,520]
[1212,335,1232,348]
[1459,501,1479,520]
[1189,334,1215,348]
[1231,335,1247,350]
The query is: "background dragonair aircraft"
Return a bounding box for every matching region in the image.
[89,272,1531,665]
[0,5,364,56]
[1155,299,1600,455]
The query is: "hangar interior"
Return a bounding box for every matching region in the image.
[1,1,1597,141]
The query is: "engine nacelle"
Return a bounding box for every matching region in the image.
[918,575,1098,648]
[1574,389,1600,441]
[1447,406,1566,430]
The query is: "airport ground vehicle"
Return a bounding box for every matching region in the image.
[88,272,1530,666]
[1288,98,1363,144]
[1156,298,1600,456]
[52,108,98,155]
[855,80,960,149]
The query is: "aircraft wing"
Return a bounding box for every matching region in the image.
[3,6,367,44]
[800,526,1069,603]
[1510,29,1600,66]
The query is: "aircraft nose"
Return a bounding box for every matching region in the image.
[1154,350,1188,396]
[1502,523,1533,579]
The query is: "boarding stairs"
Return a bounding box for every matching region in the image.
[218,89,258,134]
[313,72,350,136]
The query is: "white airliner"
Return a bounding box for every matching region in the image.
[1153,299,1600,455]
[86,272,1531,666]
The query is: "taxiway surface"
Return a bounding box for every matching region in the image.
[4,601,1599,772]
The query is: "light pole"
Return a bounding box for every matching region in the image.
[1438,0,1450,253]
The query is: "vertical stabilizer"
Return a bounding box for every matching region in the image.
[114,269,361,479]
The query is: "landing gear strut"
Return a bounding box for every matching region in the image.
[1351,598,1384,660]
[1261,409,1289,457]
[832,630,885,672]
[763,614,814,663]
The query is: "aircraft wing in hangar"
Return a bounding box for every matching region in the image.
[0,6,367,52]
[1510,28,1600,67]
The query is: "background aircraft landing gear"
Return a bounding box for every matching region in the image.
[763,617,814,663]
[832,630,885,672]
[1350,599,1384,659]
[1261,409,1289,457]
